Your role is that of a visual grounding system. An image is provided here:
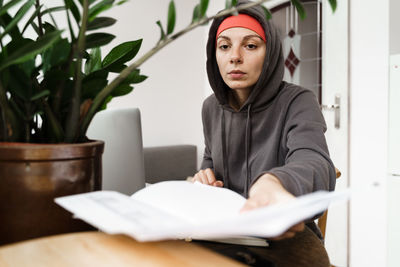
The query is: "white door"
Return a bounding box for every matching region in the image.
[269,0,349,265]
[321,1,349,266]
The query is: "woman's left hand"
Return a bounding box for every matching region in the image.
[240,173,305,240]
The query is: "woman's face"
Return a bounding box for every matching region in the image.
[216,27,266,93]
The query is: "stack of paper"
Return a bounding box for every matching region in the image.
[55,181,350,242]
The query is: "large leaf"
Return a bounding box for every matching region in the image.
[328,0,337,12]
[0,12,22,41]
[191,4,200,23]
[85,32,115,49]
[291,0,306,20]
[30,90,50,101]
[42,38,71,73]
[0,30,62,71]
[0,0,35,40]
[112,83,133,97]
[0,0,25,17]
[85,47,102,74]
[5,66,31,100]
[156,20,166,41]
[261,5,272,20]
[82,78,108,99]
[123,69,147,85]
[87,16,116,31]
[64,0,81,25]
[22,6,65,34]
[199,0,209,17]
[102,39,142,69]
[88,0,114,21]
[167,0,176,35]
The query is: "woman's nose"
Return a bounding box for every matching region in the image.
[230,47,242,64]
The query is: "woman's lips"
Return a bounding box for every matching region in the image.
[228,70,245,79]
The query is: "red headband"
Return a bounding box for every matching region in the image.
[216,14,266,42]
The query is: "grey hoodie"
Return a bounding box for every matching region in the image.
[200,1,336,200]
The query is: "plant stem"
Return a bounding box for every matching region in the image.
[80,0,271,137]
[35,0,44,36]
[64,0,89,143]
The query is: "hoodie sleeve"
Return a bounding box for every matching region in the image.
[265,90,336,196]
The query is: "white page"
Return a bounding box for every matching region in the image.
[131,181,246,224]
[55,182,351,242]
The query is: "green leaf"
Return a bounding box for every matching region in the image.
[231,0,237,7]
[85,33,115,49]
[0,30,62,71]
[107,64,127,73]
[6,66,31,100]
[102,39,142,69]
[0,0,25,17]
[22,6,65,34]
[167,0,176,35]
[82,78,108,99]
[191,4,200,23]
[328,0,337,12]
[99,95,113,110]
[199,0,209,17]
[88,0,114,21]
[85,47,102,74]
[0,0,35,40]
[261,5,272,20]
[0,12,21,41]
[42,38,71,73]
[123,69,147,84]
[225,0,230,9]
[64,0,81,25]
[112,84,133,97]
[87,16,116,31]
[291,0,306,20]
[30,90,50,101]
[156,20,166,41]
[116,0,128,5]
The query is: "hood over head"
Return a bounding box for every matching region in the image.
[206,0,284,111]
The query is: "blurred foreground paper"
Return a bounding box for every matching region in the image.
[55,180,350,242]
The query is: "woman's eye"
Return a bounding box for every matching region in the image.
[219,44,229,50]
[246,44,257,49]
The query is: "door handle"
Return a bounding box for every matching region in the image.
[321,94,340,129]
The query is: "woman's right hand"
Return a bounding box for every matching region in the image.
[192,168,224,187]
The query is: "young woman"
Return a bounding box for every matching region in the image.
[193,1,336,240]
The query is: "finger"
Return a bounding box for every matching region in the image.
[198,170,209,184]
[289,222,305,233]
[205,168,216,184]
[193,171,208,184]
[212,180,224,187]
[269,231,296,241]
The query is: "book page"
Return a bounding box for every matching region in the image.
[131,181,246,224]
[56,183,351,242]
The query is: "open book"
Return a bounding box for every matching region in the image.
[55,181,349,244]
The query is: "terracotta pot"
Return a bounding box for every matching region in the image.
[0,141,104,245]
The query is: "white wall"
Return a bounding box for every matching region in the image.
[104,0,209,168]
[349,0,389,266]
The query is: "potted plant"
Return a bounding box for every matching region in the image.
[0,0,336,245]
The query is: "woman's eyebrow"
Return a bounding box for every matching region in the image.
[217,35,230,41]
[242,34,263,41]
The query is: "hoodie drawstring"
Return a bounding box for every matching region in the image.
[244,104,252,198]
[221,107,229,188]
[220,104,252,197]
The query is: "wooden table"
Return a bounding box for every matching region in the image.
[0,227,330,267]
[0,231,245,267]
